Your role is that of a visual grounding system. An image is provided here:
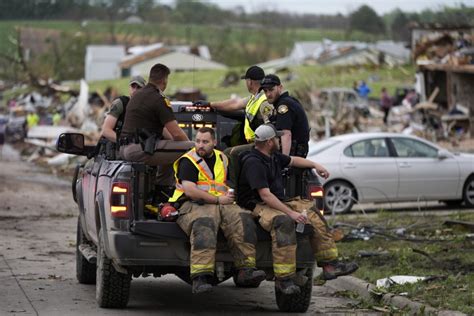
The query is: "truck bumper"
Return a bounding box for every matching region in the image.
[105,221,315,268]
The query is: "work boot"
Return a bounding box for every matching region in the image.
[275,277,300,295]
[321,260,359,280]
[234,268,266,287]
[192,275,213,294]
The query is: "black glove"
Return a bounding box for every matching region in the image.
[193,100,211,107]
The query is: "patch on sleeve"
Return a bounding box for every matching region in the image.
[277,104,288,114]
[262,104,273,116]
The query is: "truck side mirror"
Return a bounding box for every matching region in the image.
[57,133,87,155]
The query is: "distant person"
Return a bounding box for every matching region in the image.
[402,89,418,109]
[101,76,146,143]
[26,111,39,130]
[52,111,61,126]
[352,81,359,94]
[380,87,393,125]
[357,80,371,100]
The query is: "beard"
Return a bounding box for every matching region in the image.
[269,140,280,154]
[197,148,213,158]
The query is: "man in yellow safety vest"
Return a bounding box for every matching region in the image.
[169,127,266,294]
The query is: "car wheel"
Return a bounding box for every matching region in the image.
[462,176,474,207]
[76,217,96,284]
[324,180,355,214]
[96,229,131,308]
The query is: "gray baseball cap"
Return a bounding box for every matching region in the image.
[254,124,283,141]
[129,75,146,88]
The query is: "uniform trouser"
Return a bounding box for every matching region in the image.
[120,140,194,186]
[252,197,338,279]
[177,201,258,278]
[223,143,254,190]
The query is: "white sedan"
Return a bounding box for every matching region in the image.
[307,133,474,213]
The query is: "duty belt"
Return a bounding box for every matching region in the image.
[291,142,309,158]
[119,136,138,146]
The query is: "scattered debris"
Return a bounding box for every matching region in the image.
[443,220,474,232]
[376,275,427,288]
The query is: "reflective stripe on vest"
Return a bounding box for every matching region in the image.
[244,92,267,142]
[169,148,229,202]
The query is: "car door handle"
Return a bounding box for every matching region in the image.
[343,163,356,169]
[399,162,411,168]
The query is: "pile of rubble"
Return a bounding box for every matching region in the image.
[414,29,473,66]
[0,80,115,172]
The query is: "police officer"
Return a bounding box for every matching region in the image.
[119,64,194,185]
[194,66,273,186]
[260,74,309,157]
[169,127,265,294]
[237,124,358,294]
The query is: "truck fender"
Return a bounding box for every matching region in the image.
[96,191,111,257]
[72,163,83,203]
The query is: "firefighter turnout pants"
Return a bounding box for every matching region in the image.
[253,197,338,278]
[177,201,258,278]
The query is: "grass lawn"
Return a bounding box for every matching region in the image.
[87,64,415,102]
[332,210,474,314]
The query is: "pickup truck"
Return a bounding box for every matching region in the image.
[56,103,323,313]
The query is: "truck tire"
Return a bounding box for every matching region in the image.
[76,217,96,284]
[275,268,313,312]
[96,229,131,308]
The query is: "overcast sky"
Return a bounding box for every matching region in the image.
[162,0,473,15]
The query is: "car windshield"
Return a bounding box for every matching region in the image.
[308,139,340,156]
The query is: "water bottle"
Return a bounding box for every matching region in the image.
[296,209,307,233]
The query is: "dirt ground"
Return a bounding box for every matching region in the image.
[0,144,383,315]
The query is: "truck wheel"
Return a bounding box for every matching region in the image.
[275,268,313,312]
[96,229,131,308]
[76,217,96,284]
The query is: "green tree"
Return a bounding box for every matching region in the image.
[349,5,385,35]
[391,10,411,42]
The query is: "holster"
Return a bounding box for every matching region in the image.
[136,128,157,155]
[290,141,309,158]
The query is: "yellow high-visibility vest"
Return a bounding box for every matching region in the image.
[169,148,229,202]
[244,91,267,142]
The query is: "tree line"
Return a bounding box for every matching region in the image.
[0,0,472,41]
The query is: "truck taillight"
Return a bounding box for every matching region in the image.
[110,182,129,218]
[308,185,324,214]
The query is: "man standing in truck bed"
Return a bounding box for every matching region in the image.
[193,66,274,186]
[119,63,194,185]
[168,127,266,294]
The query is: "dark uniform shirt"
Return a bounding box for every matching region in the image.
[121,84,175,140]
[271,91,309,156]
[177,153,217,184]
[237,148,291,210]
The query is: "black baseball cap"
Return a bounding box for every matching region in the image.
[240,66,265,80]
[260,74,281,89]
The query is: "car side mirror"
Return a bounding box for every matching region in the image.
[57,133,87,156]
[437,149,451,160]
